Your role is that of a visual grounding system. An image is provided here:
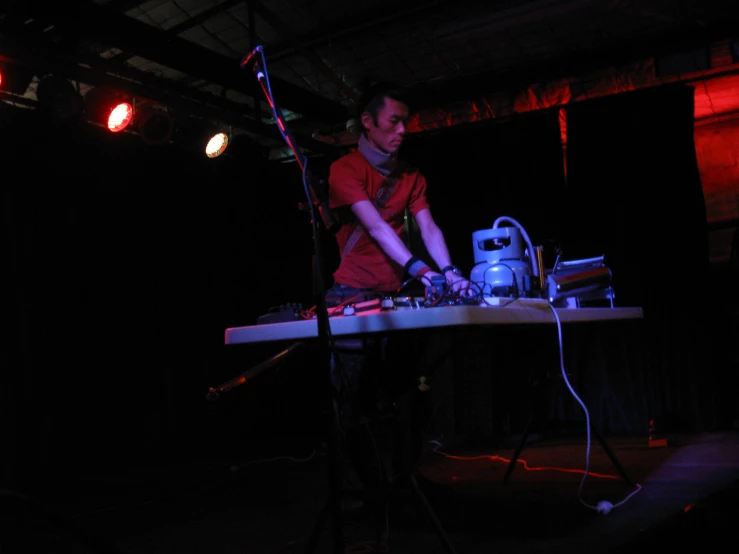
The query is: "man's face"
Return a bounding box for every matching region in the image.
[362,97,409,154]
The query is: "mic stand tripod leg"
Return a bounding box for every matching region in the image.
[409,468,457,554]
[304,387,346,554]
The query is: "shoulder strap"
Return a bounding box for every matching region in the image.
[341,176,398,258]
[342,223,365,259]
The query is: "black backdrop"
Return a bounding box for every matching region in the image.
[2,89,724,489]
[564,83,718,432]
[401,110,568,272]
[2,103,570,484]
[1,105,329,485]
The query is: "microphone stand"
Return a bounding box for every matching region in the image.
[244,46,344,554]
[206,342,306,402]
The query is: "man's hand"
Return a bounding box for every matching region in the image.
[445,274,473,296]
[421,270,473,296]
[419,270,444,286]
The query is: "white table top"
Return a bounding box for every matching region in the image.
[224,298,644,345]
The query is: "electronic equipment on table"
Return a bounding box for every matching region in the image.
[545,256,614,307]
[243,215,624,343]
[470,216,615,308]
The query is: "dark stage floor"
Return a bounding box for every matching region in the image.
[3,430,739,554]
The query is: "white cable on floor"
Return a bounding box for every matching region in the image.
[547,303,643,515]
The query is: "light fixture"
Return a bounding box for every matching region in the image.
[36,75,83,120]
[84,87,134,132]
[205,131,229,158]
[136,104,175,145]
[174,117,230,158]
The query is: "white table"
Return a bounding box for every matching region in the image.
[224,298,644,345]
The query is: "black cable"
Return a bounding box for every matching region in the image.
[472,261,519,298]
[246,47,345,554]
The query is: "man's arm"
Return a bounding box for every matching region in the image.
[350,200,439,284]
[415,208,470,293]
[414,208,451,269]
[351,200,415,267]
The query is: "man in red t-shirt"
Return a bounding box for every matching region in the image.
[325,82,471,515]
[328,82,470,297]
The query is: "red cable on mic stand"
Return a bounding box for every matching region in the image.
[239,45,345,554]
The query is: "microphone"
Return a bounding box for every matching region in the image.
[253,61,266,83]
[240,45,262,68]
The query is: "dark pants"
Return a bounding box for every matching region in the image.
[325,283,395,429]
[325,283,432,495]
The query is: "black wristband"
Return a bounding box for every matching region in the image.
[404,256,431,278]
[403,256,422,274]
[441,265,462,276]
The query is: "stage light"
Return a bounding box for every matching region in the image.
[174,117,230,158]
[108,103,133,132]
[36,75,83,120]
[205,131,229,158]
[84,87,134,132]
[136,104,174,145]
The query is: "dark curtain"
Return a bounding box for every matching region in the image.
[401,110,568,272]
[563,84,717,433]
[1,106,324,488]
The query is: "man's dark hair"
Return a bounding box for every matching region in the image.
[357,81,410,125]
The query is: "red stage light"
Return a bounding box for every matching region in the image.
[84,87,134,133]
[107,102,133,132]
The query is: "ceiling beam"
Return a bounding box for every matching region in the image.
[0,37,339,157]
[13,0,349,124]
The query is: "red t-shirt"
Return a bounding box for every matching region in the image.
[328,151,430,291]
